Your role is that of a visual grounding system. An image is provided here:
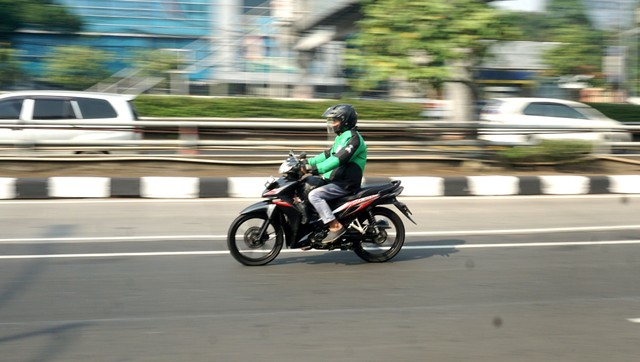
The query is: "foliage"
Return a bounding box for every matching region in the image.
[0,46,25,87]
[499,0,605,82]
[346,0,518,93]
[0,0,81,39]
[0,1,22,35]
[134,96,424,120]
[43,46,111,90]
[130,49,184,89]
[494,12,549,42]
[587,103,640,123]
[498,140,594,164]
[541,25,604,78]
[133,95,640,123]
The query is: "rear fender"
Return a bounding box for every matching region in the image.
[393,199,417,225]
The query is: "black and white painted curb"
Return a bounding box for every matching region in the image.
[1,175,640,199]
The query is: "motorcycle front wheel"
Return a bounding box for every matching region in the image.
[227,212,283,266]
[353,207,405,263]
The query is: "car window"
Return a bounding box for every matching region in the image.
[0,98,23,119]
[573,105,607,120]
[127,101,140,120]
[76,98,118,119]
[523,103,587,119]
[33,99,77,120]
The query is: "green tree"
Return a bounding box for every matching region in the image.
[0,1,22,35]
[543,0,604,79]
[0,45,25,87]
[546,0,591,27]
[0,0,82,39]
[43,46,111,90]
[499,0,605,82]
[130,49,185,90]
[541,25,604,78]
[346,0,517,93]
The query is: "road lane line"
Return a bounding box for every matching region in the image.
[1,194,640,205]
[1,224,638,244]
[2,239,640,259]
[0,251,230,259]
[629,318,640,323]
[0,235,225,243]
[408,224,640,236]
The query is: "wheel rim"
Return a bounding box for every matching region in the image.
[243,226,266,248]
[359,212,401,255]
[230,215,281,263]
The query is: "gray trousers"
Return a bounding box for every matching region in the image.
[307,182,350,224]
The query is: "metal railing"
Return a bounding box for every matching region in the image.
[0,118,638,158]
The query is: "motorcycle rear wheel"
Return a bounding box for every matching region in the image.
[353,207,405,263]
[227,212,283,266]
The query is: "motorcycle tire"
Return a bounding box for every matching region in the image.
[227,212,284,266]
[353,207,405,263]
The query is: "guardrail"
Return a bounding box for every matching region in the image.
[0,118,638,157]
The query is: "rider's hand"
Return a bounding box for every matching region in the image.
[300,164,308,174]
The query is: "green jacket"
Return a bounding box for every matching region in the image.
[307,128,367,191]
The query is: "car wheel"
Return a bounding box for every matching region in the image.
[526,134,540,145]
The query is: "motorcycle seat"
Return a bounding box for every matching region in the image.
[330,180,401,205]
[356,180,400,197]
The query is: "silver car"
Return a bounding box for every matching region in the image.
[0,90,141,153]
[478,97,632,144]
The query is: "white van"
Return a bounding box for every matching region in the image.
[0,91,141,153]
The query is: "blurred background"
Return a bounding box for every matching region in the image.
[0,0,638,107]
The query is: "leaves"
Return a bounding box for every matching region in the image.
[0,46,24,86]
[0,0,82,38]
[43,46,111,90]
[347,0,516,93]
[500,0,605,81]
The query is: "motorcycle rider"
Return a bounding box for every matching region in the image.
[302,104,368,244]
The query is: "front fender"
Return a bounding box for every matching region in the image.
[239,200,276,216]
[239,200,292,247]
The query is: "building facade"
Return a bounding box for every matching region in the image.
[12,0,348,97]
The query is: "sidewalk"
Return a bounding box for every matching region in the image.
[2,174,640,199]
[1,157,639,199]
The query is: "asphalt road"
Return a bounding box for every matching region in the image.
[1,196,640,361]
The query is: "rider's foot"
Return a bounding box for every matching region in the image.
[321,225,345,244]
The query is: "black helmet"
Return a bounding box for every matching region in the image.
[322,104,358,134]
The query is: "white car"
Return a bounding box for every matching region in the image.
[0,90,141,153]
[478,97,632,144]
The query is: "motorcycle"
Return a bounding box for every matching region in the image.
[227,151,416,266]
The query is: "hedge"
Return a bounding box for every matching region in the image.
[132,95,640,122]
[586,103,640,123]
[133,96,424,120]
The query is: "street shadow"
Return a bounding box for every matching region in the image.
[272,238,465,265]
[0,322,91,362]
[0,224,76,310]
[0,224,90,362]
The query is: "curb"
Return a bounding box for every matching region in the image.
[1,175,640,199]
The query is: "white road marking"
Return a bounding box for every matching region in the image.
[409,224,640,236]
[1,224,638,244]
[0,194,639,205]
[0,235,225,243]
[1,239,640,260]
[0,251,230,259]
[629,318,640,323]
